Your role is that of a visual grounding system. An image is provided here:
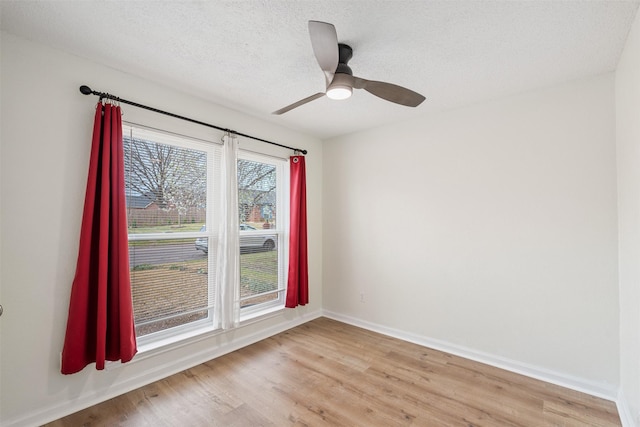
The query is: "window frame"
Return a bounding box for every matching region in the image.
[123,123,290,351]
[237,149,289,320]
[124,123,221,349]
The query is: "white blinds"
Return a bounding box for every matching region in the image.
[124,124,221,338]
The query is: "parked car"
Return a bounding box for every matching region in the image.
[195,224,276,254]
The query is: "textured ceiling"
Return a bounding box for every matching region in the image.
[1,1,638,140]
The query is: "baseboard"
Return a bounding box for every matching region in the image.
[3,308,323,427]
[322,310,619,402]
[618,389,638,427]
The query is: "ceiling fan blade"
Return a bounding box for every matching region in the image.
[308,21,339,77]
[272,92,325,115]
[353,77,425,107]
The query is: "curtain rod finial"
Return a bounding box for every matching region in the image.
[79,85,93,95]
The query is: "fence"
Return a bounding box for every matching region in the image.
[127,206,206,228]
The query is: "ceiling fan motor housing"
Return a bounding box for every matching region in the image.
[338,43,353,63]
[337,43,354,74]
[329,43,355,95]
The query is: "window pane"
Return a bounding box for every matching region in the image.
[237,156,284,313]
[129,239,211,337]
[123,124,217,340]
[240,248,279,308]
[124,136,206,233]
[237,159,277,229]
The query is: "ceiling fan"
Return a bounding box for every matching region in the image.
[273,21,426,115]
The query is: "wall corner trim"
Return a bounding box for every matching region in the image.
[618,389,638,427]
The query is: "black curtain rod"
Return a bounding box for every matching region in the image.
[79,85,307,155]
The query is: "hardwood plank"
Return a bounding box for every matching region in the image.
[45,317,621,426]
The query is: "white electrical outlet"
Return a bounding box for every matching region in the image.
[360,292,365,303]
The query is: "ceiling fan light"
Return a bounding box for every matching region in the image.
[327,86,352,100]
[326,73,354,100]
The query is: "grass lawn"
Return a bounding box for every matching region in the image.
[131,250,278,336]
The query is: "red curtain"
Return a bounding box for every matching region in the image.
[285,155,309,308]
[61,101,137,374]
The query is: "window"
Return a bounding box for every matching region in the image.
[124,125,219,343]
[237,153,287,316]
[124,124,287,347]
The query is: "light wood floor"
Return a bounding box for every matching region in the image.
[46,317,621,426]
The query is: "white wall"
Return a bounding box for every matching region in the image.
[323,74,620,393]
[0,33,323,426]
[616,8,640,426]
[0,23,630,426]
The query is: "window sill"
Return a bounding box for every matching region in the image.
[137,325,220,355]
[240,304,285,325]
[106,325,220,370]
[106,306,286,371]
